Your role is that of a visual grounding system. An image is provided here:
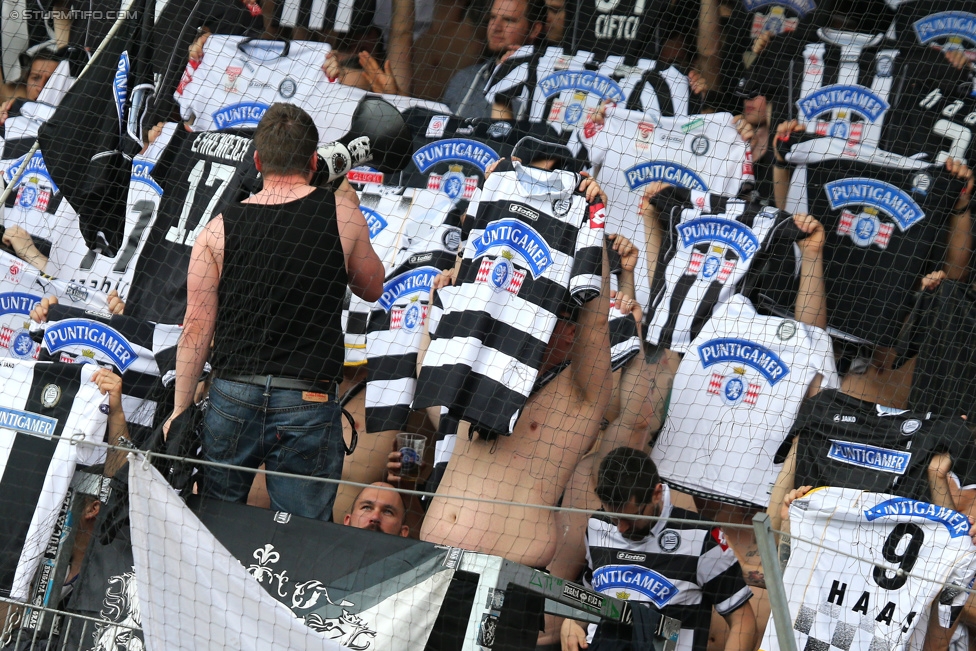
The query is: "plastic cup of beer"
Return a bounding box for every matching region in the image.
[396,433,426,479]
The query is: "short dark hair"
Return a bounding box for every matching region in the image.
[596,447,661,512]
[526,0,547,26]
[254,103,319,176]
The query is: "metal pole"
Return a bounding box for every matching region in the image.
[753,512,798,651]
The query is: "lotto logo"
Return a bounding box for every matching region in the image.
[589,203,607,229]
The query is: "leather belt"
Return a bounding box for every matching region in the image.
[219,373,337,394]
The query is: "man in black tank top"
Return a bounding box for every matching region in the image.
[164,103,385,521]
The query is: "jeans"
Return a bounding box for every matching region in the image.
[201,378,344,521]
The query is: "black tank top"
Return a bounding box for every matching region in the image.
[211,187,347,382]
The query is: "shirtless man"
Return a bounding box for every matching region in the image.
[419,170,614,570]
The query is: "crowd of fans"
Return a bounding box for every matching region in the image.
[2,0,976,649]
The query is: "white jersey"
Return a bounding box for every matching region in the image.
[57,123,179,301]
[645,197,794,353]
[344,185,418,366]
[0,361,108,600]
[651,294,839,507]
[177,36,450,140]
[365,188,463,433]
[581,108,753,308]
[760,487,976,651]
[0,250,109,362]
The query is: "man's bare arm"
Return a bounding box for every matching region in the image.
[768,437,798,536]
[166,216,223,430]
[569,246,613,406]
[336,186,385,301]
[722,602,758,651]
[793,213,828,330]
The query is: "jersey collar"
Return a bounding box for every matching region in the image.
[650,484,673,539]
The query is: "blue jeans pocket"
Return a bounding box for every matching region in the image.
[203,400,247,463]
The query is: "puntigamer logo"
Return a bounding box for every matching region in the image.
[43,319,138,373]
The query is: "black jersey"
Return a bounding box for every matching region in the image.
[562,0,666,60]
[784,137,963,345]
[901,281,976,421]
[790,389,976,502]
[880,44,976,163]
[125,128,259,324]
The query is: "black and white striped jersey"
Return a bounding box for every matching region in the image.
[759,487,976,651]
[772,28,902,150]
[783,137,963,346]
[585,485,753,651]
[652,294,838,508]
[0,361,108,601]
[483,45,692,134]
[0,250,110,362]
[581,108,754,308]
[414,160,604,439]
[365,189,463,432]
[35,303,182,445]
[609,297,641,371]
[273,0,374,33]
[645,195,797,353]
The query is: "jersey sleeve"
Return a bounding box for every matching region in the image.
[569,199,606,304]
[808,325,840,391]
[699,526,753,615]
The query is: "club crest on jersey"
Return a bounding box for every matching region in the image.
[678,218,761,260]
[742,0,814,16]
[913,12,976,51]
[359,206,388,239]
[750,5,802,37]
[429,164,479,201]
[688,250,736,282]
[378,267,440,312]
[412,139,500,174]
[0,406,57,439]
[590,565,678,608]
[825,178,925,235]
[16,176,50,211]
[224,65,243,92]
[4,152,56,192]
[476,251,527,294]
[540,72,624,127]
[130,160,163,196]
[827,440,911,475]
[797,85,890,123]
[43,319,137,372]
[390,296,429,332]
[707,367,762,406]
[864,497,970,537]
[698,338,790,385]
[473,219,552,278]
[625,162,708,192]
[0,325,38,359]
[212,102,269,130]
